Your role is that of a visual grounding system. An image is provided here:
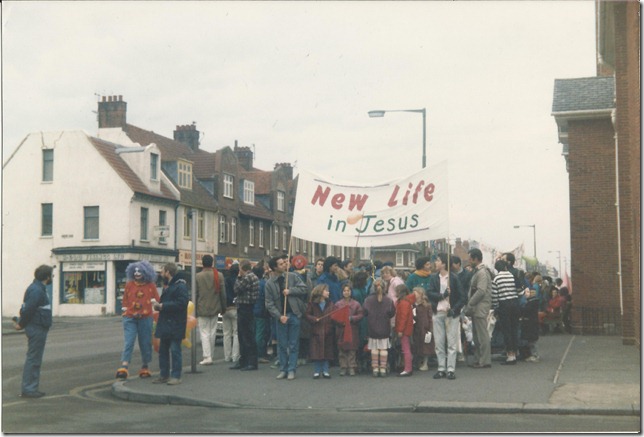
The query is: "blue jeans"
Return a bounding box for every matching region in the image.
[313,360,329,374]
[276,314,300,373]
[22,324,49,394]
[121,316,153,366]
[158,338,182,379]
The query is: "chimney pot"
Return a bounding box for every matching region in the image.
[102,96,106,102]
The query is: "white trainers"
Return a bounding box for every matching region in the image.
[525,355,540,363]
[199,358,213,365]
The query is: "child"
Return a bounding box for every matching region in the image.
[116,260,160,380]
[334,284,364,376]
[394,284,416,376]
[362,279,396,377]
[412,287,434,371]
[305,284,335,379]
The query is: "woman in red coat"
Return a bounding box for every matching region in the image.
[334,284,364,376]
[394,284,416,376]
[306,284,335,379]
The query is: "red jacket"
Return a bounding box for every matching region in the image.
[395,293,416,337]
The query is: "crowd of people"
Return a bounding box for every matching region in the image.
[110,250,572,385]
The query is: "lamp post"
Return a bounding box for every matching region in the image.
[513,224,537,258]
[368,108,426,168]
[548,250,562,277]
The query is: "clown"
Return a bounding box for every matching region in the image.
[116,260,160,380]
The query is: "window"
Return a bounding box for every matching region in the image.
[409,252,416,268]
[140,207,149,241]
[219,216,227,243]
[42,149,54,182]
[277,191,285,212]
[178,160,192,189]
[274,226,279,249]
[282,229,287,250]
[150,153,159,180]
[183,209,192,238]
[198,210,205,240]
[249,220,255,247]
[159,210,167,244]
[223,174,234,199]
[83,206,99,239]
[258,222,264,248]
[396,251,404,266]
[41,203,53,237]
[243,180,255,204]
[61,268,106,304]
[231,217,237,244]
[360,247,371,260]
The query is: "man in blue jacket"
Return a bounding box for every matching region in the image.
[153,263,189,385]
[14,265,53,398]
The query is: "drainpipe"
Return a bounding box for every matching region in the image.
[611,108,623,316]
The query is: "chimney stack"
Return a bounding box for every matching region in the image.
[98,95,127,128]
[274,162,293,180]
[234,143,254,171]
[173,123,200,151]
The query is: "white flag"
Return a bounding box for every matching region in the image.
[291,161,448,248]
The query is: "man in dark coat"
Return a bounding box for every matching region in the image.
[14,265,53,398]
[153,263,189,385]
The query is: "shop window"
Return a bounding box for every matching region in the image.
[61,268,106,304]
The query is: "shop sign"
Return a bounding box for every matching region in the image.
[63,262,106,272]
[178,250,213,267]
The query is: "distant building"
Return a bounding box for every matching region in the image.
[551,1,639,345]
[3,129,180,316]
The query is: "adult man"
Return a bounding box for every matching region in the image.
[265,256,309,380]
[463,248,493,369]
[14,265,53,398]
[405,257,433,293]
[232,260,260,371]
[223,262,240,365]
[195,255,226,366]
[153,263,189,385]
[450,256,472,297]
[426,253,466,380]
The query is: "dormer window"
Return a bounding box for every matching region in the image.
[243,180,255,204]
[150,153,159,180]
[178,160,192,189]
[277,191,285,212]
[223,174,234,199]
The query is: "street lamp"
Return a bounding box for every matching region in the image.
[548,250,562,277]
[513,224,537,258]
[368,108,427,168]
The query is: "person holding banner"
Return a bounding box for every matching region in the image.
[265,256,309,380]
[333,284,364,376]
[362,279,396,377]
[427,253,466,380]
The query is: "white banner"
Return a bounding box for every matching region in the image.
[291,161,448,248]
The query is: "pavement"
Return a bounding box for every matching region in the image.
[4,317,640,415]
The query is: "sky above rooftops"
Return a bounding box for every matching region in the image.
[2,1,597,271]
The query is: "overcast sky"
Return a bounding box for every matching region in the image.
[2,1,597,273]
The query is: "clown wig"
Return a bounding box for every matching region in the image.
[125,260,157,283]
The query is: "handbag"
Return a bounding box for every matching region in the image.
[424,331,432,344]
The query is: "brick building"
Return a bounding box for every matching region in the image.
[552,1,640,345]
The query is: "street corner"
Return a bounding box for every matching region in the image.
[549,383,640,410]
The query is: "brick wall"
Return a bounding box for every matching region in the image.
[567,117,620,334]
[613,2,640,346]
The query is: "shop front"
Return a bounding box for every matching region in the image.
[52,246,178,317]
